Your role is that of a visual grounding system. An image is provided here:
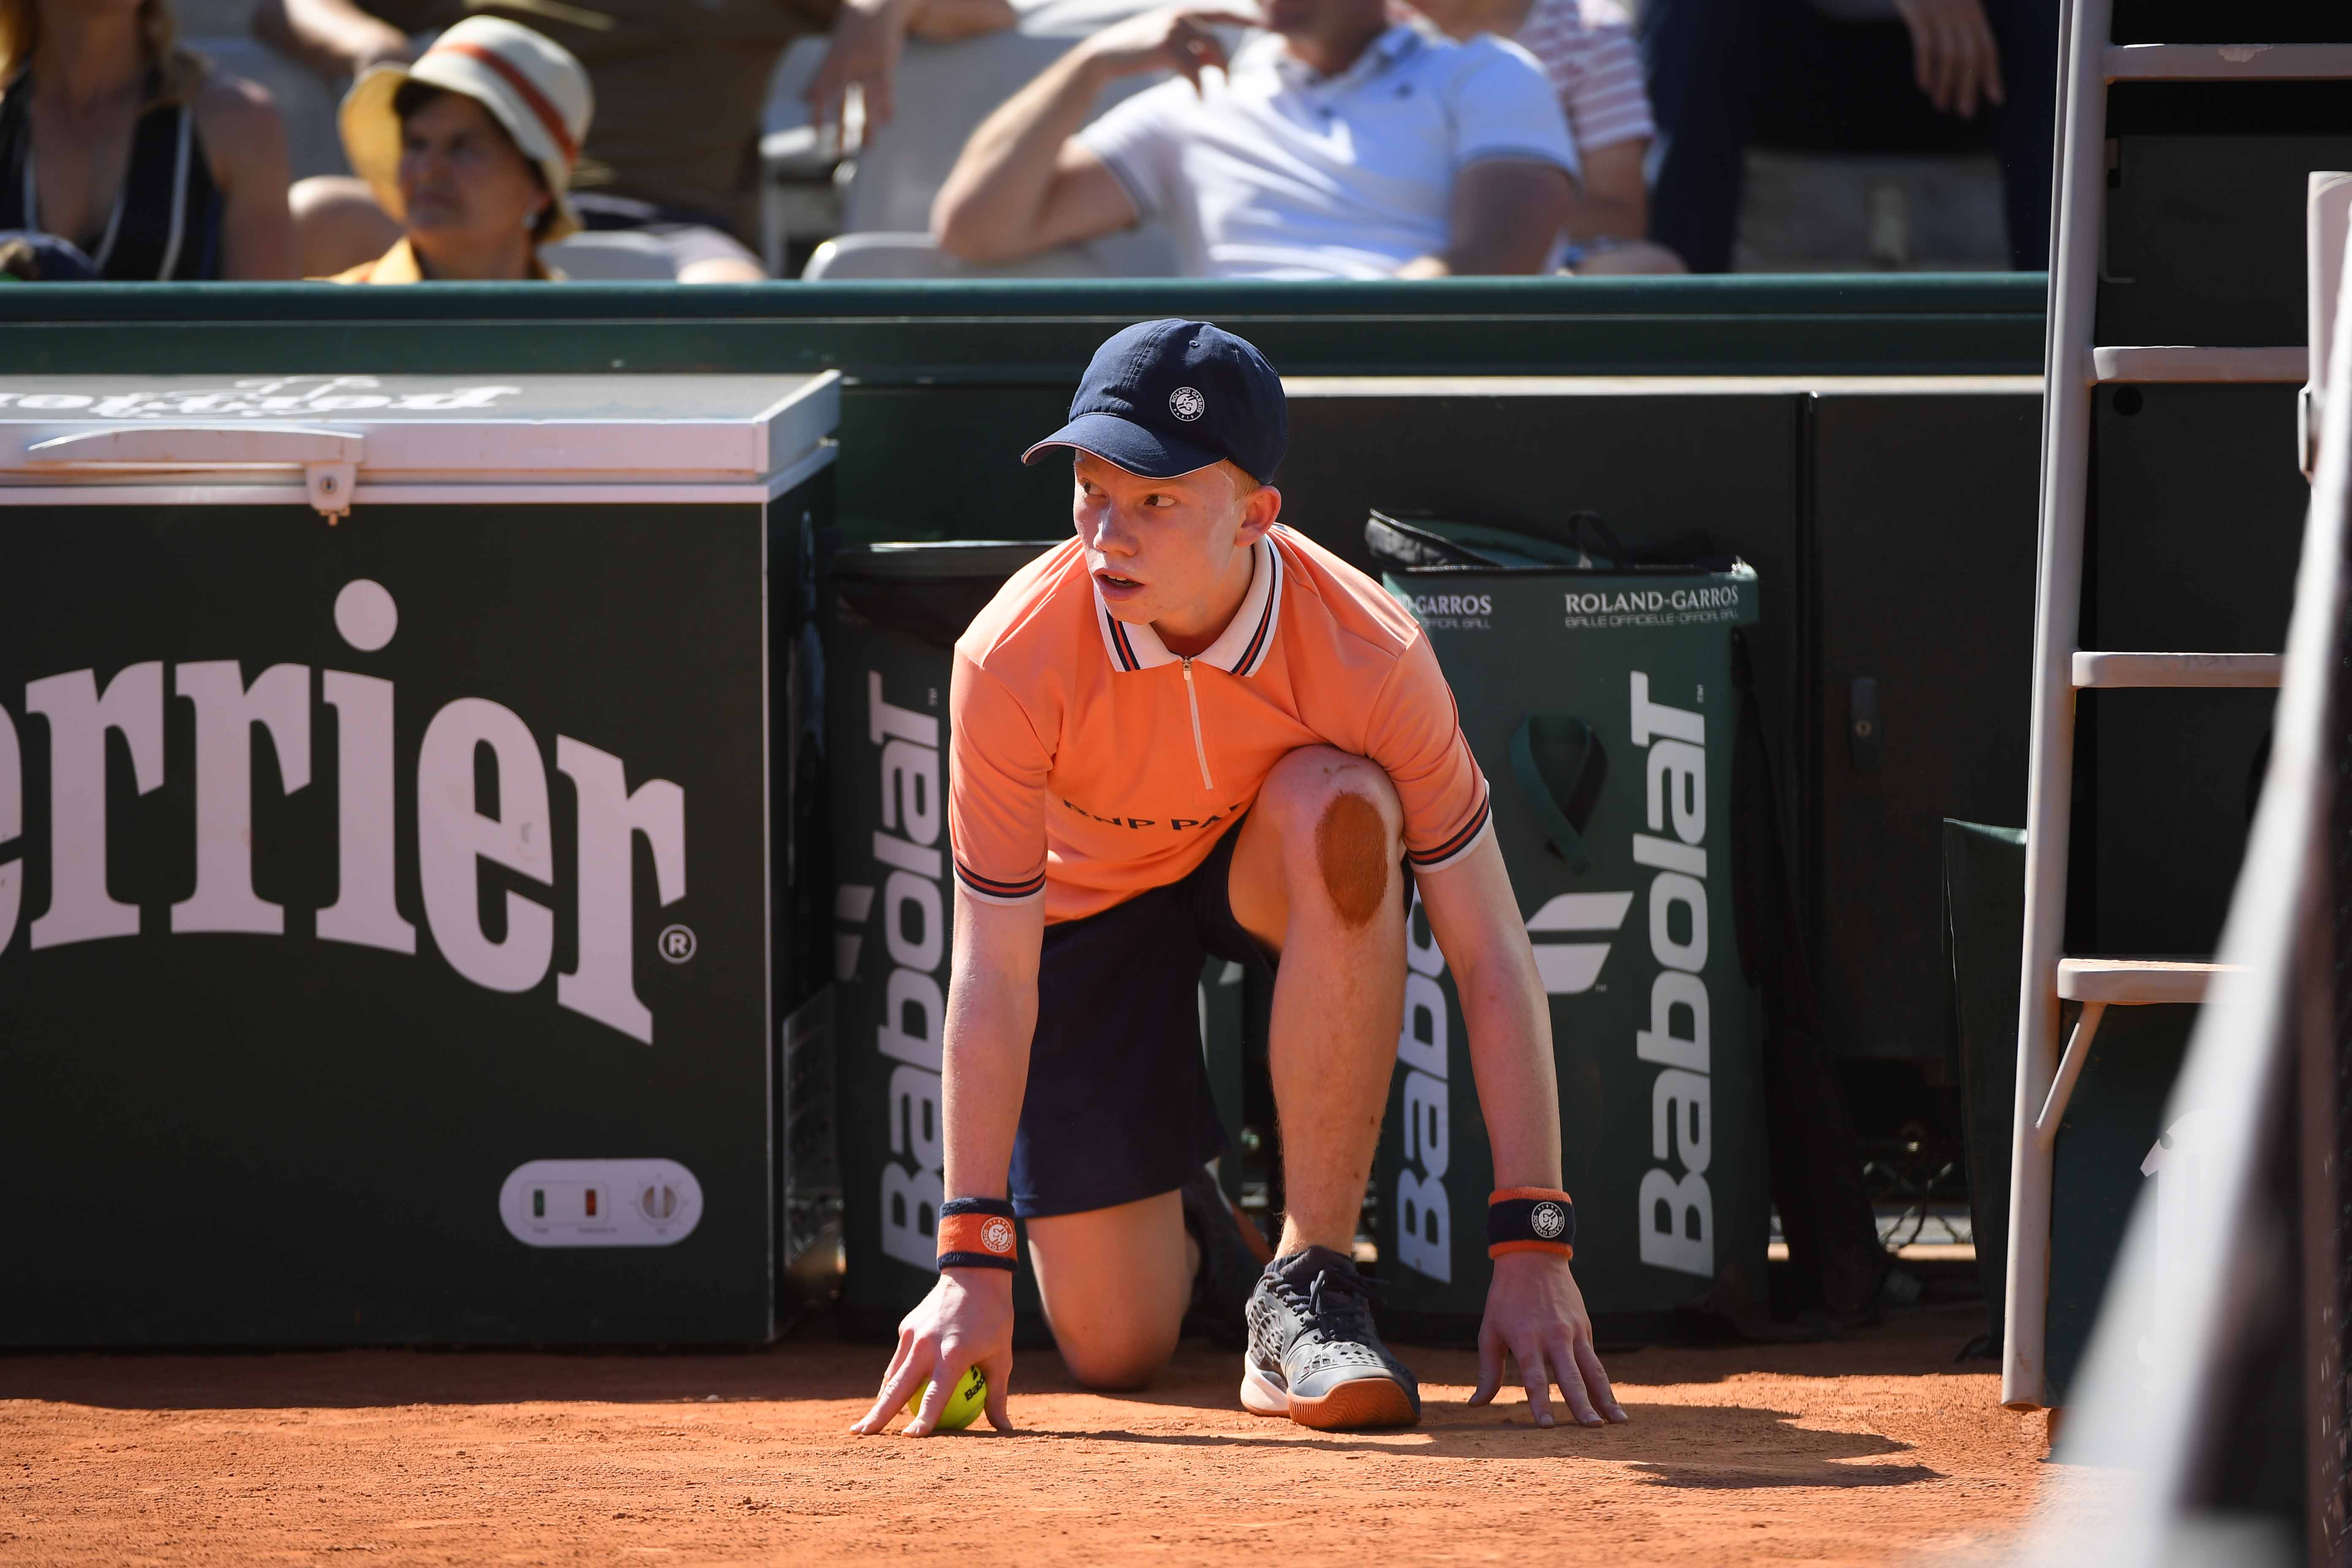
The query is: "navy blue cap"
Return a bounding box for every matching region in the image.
[1022,318,1287,485]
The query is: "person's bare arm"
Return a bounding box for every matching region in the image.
[1565,137,1646,242]
[939,892,1042,1220]
[253,0,414,80]
[1417,832,1630,1428]
[849,890,1041,1438]
[803,0,1020,139]
[805,0,917,136]
[196,75,297,280]
[930,6,1253,264]
[1396,158,1574,277]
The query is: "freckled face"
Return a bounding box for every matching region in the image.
[1073,452,1260,627]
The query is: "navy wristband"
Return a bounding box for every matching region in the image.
[1487,1187,1576,1260]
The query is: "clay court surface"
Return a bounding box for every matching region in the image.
[1,1306,2050,1565]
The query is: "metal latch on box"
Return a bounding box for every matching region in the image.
[23,425,366,521]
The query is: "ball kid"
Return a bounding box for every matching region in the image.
[851,318,1630,1436]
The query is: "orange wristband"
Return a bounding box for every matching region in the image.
[936,1203,1019,1271]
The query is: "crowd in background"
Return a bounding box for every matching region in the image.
[0,0,2053,284]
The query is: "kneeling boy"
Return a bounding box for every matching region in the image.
[852,318,1628,1435]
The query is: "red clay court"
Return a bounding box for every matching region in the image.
[1,1307,2051,1566]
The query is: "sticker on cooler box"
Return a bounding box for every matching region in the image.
[499,1158,704,1247]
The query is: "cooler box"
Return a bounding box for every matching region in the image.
[0,373,837,1345]
[1371,516,1769,1334]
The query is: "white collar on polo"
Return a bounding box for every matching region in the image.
[1264,22,1426,94]
[1092,534,1287,677]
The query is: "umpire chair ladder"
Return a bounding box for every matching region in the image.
[2004,0,2352,1409]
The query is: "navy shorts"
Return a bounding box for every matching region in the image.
[1008,821,1271,1219]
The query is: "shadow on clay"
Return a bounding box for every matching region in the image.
[0,1326,1975,1471]
[1010,1400,1936,1490]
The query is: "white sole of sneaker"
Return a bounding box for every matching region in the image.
[1239,1360,1290,1418]
[1239,1359,1420,1430]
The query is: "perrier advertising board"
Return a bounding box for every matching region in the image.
[0,374,836,1346]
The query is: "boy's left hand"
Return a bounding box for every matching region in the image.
[1469,1251,1629,1428]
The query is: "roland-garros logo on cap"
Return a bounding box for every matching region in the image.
[1169,386,1206,422]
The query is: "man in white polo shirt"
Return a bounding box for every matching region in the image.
[930,0,1579,278]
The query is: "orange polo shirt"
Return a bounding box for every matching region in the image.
[950,525,1491,925]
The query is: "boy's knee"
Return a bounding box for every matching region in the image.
[1260,748,1403,929]
[1054,1320,1179,1391]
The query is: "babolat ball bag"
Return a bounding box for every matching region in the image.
[1367,511,1768,1338]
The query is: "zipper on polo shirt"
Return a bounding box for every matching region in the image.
[1180,657,1216,790]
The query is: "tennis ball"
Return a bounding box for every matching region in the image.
[906,1364,987,1431]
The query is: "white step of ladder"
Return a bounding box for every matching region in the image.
[2056,957,2231,1004]
[2090,346,2306,383]
[2107,44,2352,82]
[2029,961,2239,1154]
[2070,652,2284,687]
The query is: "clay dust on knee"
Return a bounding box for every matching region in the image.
[1314,792,1390,928]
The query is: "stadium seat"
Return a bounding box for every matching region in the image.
[828,0,1180,277]
[800,231,1118,280]
[539,230,688,281]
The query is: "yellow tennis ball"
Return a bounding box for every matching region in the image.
[906,1364,987,1431]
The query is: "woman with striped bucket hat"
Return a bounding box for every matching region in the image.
[326,14,588,282]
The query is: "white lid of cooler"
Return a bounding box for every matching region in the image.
[0,373,839,494]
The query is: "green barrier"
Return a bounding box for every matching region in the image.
[1373,523,1767,1335]
[0,278,2058,1089]
[0,276,2048,381]
[826,542,1062,1340]
[1942,819,2025,1356]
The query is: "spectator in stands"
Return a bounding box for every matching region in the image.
[932,0,1578,277]
[1405,0,1681,274]
[1637,0,2056,272]
[325,16,585,282]
[803,0,1021,138]
[260,0,1007,280]
[0,0,294,280]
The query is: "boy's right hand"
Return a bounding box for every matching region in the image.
[849,1266,1018,1437]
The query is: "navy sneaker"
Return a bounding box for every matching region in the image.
[1180,1166,1273,1350]
[1241,1246,1421,1429]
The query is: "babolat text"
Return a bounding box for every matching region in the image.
[1629,672,1714,1277]
[863,671,952,1273]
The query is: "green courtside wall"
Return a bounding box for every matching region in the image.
[0,274,2043,542]
[0,273,2052,1074]
[0,276,2044,380]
